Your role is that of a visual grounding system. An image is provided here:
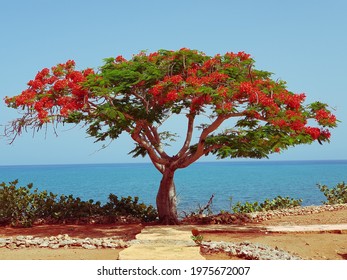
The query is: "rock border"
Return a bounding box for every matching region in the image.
[247,203,347,222]
[200,241,302,260]
[0,234,128,250]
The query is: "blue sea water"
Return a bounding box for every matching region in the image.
[0,160,346,215]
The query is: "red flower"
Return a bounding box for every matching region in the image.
[191,228,200,236]
[28,80,44,90]
[149,84,164,96]
[290,120,306,132]
[168,75,183,84]
[315,109,336,125]
[115,56,126,63]
[305,127,321,140]
[272,119,288,128]
[225,51,251,61]
[217,86,228,97]
[66,71,84,83]
[65,60,75,69]
[223,102,233,111]
[83,68,94,77]
[53,79,68,91]
[286,93,306,109]
[37,110,48,122]
[35,68,49,81]
[320,129,331,139]
[166,90,178,101]
[148,52,159,61]
[237,51,251,60]
[47,76,58,84]
[239,81,253,94]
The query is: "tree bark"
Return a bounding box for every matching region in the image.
[156,168,179,224]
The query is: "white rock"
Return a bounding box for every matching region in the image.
[82,244,97,249]
[49,244,60,249]
[39,241,50,247]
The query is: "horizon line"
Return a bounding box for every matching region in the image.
[1,159,347,167]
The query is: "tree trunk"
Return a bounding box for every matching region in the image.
[156,168,179,224]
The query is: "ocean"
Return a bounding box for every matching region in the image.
[0,160,346,215]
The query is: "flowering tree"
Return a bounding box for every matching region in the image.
[5,49,337,224]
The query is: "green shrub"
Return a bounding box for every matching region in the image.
[317,182,347,205]
[260,196,302,211]
[231,200,260,213]
[0,180,45,227]
[230,195,303,214]
[103,194,158,222]
[47,194,103,222]
[0,180,157,227]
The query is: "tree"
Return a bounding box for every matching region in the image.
[4,48,337,224]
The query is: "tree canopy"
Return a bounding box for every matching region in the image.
[4,48,338,223]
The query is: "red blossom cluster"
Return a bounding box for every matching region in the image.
[145,49,336,142]
[225,51,251,61]
[315,109,337,126]
[146,51,251,112]
[5,60,94,122]
[5,49,336,145]
[233,77,336,141]
[115,55,127,63]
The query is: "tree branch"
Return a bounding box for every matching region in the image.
[176,113,195,158]
[142,124,170,160]
[178,114,227,168]
[177,111,250,168]
[130,121,167,173]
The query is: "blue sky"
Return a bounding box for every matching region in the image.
[1,0,346,165]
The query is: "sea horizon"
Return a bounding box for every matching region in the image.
[1,158,347,168]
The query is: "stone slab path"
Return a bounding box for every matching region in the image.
[118,226,205,260]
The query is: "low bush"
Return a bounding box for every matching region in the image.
[230,195,303,214]
[0,180,45,227]
[103,194,158,222]
[317,182,347,205]
[0,180,157,227]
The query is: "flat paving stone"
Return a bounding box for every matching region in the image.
[118,226,205,260]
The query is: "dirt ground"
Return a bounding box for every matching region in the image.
[202,208,347,260]
[0,209,346,260]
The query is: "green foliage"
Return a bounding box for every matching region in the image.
[190,234,204,245]
[0,180,47,227]
[231,200,260,214]
[103,194,158,222]
[230,195,303,214]
[317,182,347,205]
[0,180,157,227]
[190,228,204,245]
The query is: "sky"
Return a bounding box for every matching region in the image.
[0,0,346,165]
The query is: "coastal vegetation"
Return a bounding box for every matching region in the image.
[230,195,303,214]
[0,180,157,227]
[1,180,345,227]
[317,182,347,205]
[4,49,337,224]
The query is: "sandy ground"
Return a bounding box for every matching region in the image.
[0,209,346,260]
[202,208,347,260]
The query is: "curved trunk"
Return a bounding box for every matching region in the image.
[156,168,179,224]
